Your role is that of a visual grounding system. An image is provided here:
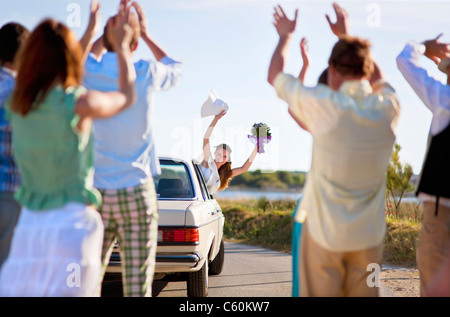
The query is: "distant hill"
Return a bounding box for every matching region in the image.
[228,170,420,193]
[228,169,306,190]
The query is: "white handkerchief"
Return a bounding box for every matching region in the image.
[201,89,229,118]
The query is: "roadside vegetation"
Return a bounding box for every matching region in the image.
[229,169,306,190]
[219,197,422,267]
[219,143,421,267]
[219,198,296,253]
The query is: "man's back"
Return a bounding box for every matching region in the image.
[274,74,399,251]
[83,52,181,189]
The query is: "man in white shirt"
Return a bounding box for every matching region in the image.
[268,3,399,296]
[397,35,450,296]
[83,1,181,297]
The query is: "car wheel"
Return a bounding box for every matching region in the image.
[187,260,208,297]
[209,239,224,275]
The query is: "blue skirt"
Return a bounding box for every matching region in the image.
[291,197,303,297]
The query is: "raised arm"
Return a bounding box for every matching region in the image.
[325,2,349,38]
[75,4,136,127]
[288,37,310,132]
[325,2,384,88]
[396,36,450,113]
[268,6,298,86]
[231,145,258,177]
[298,37,309,82]
[132,1,168,61]
[202,110,226,167]
[89,35,106,60]
[131,1,181,91]
[268,6,310,131]
[79,0,101,60]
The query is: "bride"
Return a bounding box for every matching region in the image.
[199,110,259,194]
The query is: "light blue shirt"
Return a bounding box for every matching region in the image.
[83,53,181,189]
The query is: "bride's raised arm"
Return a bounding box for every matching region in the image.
[231,145,258,177]
[202,110,226,167]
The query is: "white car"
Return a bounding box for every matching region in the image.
[106,156,225,297]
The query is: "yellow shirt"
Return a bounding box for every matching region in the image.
[274,73,400,252]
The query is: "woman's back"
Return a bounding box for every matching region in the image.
[6,85,101,210]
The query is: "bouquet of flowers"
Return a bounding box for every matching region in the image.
[248,122,272,153]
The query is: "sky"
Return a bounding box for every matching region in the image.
[1,0,449,175]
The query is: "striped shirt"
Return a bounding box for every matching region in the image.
[0,66,20,192]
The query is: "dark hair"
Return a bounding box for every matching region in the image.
[318,68,328,85]
[11,19,83,116]
[0,22,29,65]
[328,35,374,78]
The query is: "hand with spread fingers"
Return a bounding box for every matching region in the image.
[132,2,149,38]
[423,33,450,65]
[325,2,349,37]
[106,3,133,52]
[273,5,298,38]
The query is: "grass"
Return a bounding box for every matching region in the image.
[219,197,295,253]
[218,197,423,267]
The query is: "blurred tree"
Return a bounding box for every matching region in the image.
[277,171,293,185]
[386,143,415,213]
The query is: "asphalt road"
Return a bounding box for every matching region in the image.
[101,241,395,297]
[101,242,292,297]
[156,242,292,297]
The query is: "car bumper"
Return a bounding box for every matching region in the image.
[106,252,205,274]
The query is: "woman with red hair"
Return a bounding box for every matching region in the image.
[0,1,137,296]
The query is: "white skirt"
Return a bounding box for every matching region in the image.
[0,203,104,297]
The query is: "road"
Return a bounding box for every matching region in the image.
[155,242,292,297]
[101,242,292,297]
[101,241,395,297]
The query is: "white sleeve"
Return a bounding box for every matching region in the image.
[147,56,182,91]
[273,72,342,136]
[396,41,450,113]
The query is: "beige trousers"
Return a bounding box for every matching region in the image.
[299,222,383,297]
[416,202,450,296]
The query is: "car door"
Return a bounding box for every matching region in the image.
[193,162,224,251]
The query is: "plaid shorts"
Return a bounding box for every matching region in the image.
[97,181,158,297]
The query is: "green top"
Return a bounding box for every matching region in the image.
[5,85,102,210]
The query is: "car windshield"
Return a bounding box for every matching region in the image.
[155,160,195,199]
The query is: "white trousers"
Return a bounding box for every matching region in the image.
[0,203,104,297]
